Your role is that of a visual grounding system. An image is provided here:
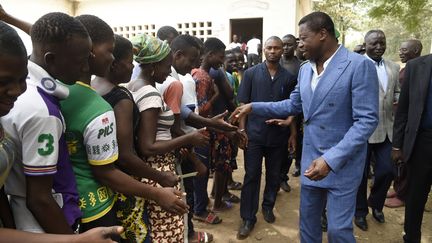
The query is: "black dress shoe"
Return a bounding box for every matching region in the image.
[280,181,291,192]
[354,216,368,231]
[372,209,385,223]
[262,209,276,223]
[237,220,255,240]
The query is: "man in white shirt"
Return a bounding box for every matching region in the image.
[246,36,261,67]
[354,29,400,231]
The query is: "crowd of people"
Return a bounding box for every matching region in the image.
[0,4,430,243]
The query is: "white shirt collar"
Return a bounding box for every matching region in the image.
[27,61,69,99]
[364,54,384,66]
[310,44,342,77]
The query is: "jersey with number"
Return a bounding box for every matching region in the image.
[60,82,118,223]
[1,61,82,229]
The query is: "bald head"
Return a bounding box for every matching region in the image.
[399,39,422,63]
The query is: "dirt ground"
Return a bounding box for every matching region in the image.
[194,152,432,243]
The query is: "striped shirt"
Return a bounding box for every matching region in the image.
[128,79,174,141]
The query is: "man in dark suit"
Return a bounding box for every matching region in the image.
[392,54,432,243]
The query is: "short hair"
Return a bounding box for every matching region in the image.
[282,34,296,41]
[113,34,132,60]
[157,26,179,41]
[407,39,423,54]
[364,29,385,41]
[298,11,335,38]
[31,12,89,45]
[192,36,204,53]
[265,36,283,45]
[0,21,27,57]
[203,37,226,54]
[170,34,201,53]
[75,14,114,44]
[232,47,242,54]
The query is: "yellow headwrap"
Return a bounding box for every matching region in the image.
[130,34,171,64]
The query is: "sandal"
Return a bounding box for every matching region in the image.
[189,231,214,243]
[228,181,242,190]
[193,211,222,224]
[222,193,240,203]
[212,201,233,213]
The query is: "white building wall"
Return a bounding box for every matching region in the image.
[1,0,72,52]
[75,0,304,45]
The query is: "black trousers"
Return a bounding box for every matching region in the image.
[404,129,432,243]
[355,137,394,216]
[80,206,120,242]
[240,142,284,223]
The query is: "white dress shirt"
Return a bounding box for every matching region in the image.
[310,45,342,92]
[365,54,388,93]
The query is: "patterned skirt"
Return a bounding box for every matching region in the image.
[116,190,151,243]
[143,152,184,243]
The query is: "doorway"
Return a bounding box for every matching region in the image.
[230,18,263,45]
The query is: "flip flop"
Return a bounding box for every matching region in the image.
[193,211,222,224]
[228,181,243,190]
[222,193,240,203]
[189,231,214,243]
[212,201,233,213]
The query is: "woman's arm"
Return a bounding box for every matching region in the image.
[137,108,208,157]
[113,99,179,187]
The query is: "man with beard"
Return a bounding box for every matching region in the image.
[236,36,296,239]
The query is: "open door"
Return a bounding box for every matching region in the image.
[230,18,263,45]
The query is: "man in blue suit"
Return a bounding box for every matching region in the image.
[230,12,379,242]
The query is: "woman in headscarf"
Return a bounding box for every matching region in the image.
[127,34,209,242]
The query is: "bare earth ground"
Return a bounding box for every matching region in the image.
[194,152,432,243]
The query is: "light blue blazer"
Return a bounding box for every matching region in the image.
[252,46,379,189]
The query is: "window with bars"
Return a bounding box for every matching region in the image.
[113,24,157,39]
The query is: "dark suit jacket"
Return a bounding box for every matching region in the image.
[393,54,432,162]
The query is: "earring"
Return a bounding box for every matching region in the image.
[151,70,155,77]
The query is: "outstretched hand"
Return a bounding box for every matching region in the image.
[210,110,238,131]
[229,103,252,124]
[304,157,330,181]
[155,187,189,215]
[75,226,124,243]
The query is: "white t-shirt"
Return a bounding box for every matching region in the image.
[1,61,71,232]
[247,38,261,55]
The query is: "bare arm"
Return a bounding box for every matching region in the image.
[92,163,188,215]
[26,176,73,234]
[0,4,32,35]
[0,226,123,243]
[137,108,208,157]
[113,99,178,187]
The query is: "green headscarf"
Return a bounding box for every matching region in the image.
[131,34,171,64]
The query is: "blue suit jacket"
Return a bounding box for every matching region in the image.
[252,46,379,189]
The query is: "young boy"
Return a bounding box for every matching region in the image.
[1,12,92,233]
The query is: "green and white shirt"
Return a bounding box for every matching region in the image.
[60,82,118,223]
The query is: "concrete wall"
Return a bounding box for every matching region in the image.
[1,0,72,52]
[75,0,308,45]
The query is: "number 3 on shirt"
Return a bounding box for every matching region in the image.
[38,133,54,156]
